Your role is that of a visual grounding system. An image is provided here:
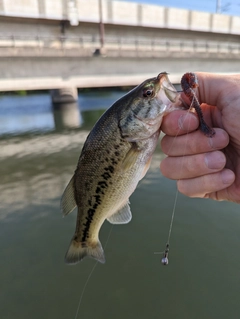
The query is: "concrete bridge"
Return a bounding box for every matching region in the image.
[1,0,240,101]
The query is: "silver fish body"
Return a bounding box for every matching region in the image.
[61,72,180,264]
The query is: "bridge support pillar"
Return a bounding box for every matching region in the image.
[50,87,78,104]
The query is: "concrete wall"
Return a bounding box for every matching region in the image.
[3,0,39,17]
[1,0,240,35]
[1,0,240,92]
[0,54,240,91]
[0,7,239,45]
[140,4,165,28]
[190,11,212,32]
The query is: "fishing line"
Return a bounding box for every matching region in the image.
[154,105,192,265]
[156,81,210,264]
[74,260,98,319]
[74,224,114,319]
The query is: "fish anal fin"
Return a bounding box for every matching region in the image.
[107,201,132,224]
[65,238,105,264]
[60,176,77,217]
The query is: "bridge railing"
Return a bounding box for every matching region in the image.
[0,35,239,57]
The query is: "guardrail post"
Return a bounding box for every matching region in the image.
[165,40,169,52]
[206,42,209,53]
[79,37,83,47]
[60,35,66,49]
[180,41,184,52]
[151,39,155,52]
[36,35,40,48]
[11,35,15,47]
[135,39,138,51]
[193,41,197,52]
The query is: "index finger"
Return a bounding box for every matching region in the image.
[161,109,199,136]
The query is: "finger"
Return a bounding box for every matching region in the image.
[161,110,199,136]
[195,72,240,110]
[160,151,226,180]
[177,169,235,198]
[161,128,229,156]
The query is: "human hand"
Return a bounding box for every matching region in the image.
[160,72,240,203]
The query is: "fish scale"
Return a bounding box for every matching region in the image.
[61,72,181,264]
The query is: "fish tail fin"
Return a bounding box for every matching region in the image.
[65,238,105,264]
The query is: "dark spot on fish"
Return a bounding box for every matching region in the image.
[104,165,114,173]
[145,106,151,115]
[96,187,101,194]
[88,208,95,217]
[136,103,143,114]
[115,151,120,157]
[111,158,118,165]
[114,144,120,149]
[82,208,96,241]
[109,165,115,173]
[106,150,110,154]
[98,181,108,188]
[125,113,133,124]
[94,195,101,204]
[105,157,109,162]
[101,172,111,180]
[81,167,113,241]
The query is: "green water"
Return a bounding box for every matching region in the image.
[1,93,240,319]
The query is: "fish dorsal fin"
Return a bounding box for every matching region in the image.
[107,201,132,224]
[61,176,77,217]
[122,144,140,171]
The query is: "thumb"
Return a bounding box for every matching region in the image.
[195,72,240,111]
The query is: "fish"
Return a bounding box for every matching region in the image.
[61,72,181,265]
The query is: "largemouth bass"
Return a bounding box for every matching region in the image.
[61,72,180,264]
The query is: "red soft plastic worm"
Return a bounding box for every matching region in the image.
[181,72,215,137]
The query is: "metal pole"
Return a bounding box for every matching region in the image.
[98,0,105,48]
[216,0,221,13]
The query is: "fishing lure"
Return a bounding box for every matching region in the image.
[181,72,215,137]
[155,72,215,266]
[161,243,169,265]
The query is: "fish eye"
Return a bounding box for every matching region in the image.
[143,89,154,98]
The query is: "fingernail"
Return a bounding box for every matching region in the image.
[221,170,235,184]
[205,152,225,169]
[178,113,198,131]
[208,129,229,150]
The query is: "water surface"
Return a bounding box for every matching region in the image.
[1,92,240,319]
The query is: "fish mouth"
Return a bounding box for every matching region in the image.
[157,72,181,110]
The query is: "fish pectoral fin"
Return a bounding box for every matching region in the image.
[121,144,140,171]
[107,201,132,224]
[140,156,152,180]
[60,176,77,217]
[65,238,105,264]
